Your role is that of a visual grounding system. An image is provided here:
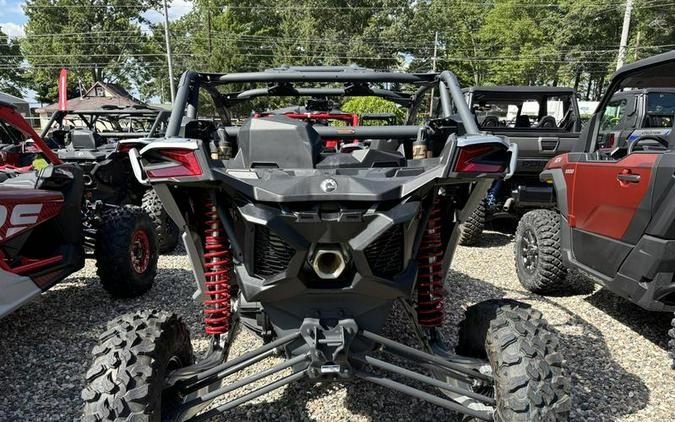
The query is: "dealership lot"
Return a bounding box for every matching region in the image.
[1,232,672,422]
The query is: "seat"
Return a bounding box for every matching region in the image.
[69,129,99,150]
[514,115,531,128]
[537,115,557,128]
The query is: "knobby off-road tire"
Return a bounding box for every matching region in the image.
[456,299,571,421]
[515,209,567,294]
[141,189,180,254]
[458,200,486,246]
[95,205,158,298]
[81,310,194,422]
[669,313,675,370]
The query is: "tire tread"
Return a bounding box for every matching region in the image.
[515,209,567,294]
[81,310,193,422]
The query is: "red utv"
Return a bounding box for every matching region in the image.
[0,102,158,319]
[512,51,675,367]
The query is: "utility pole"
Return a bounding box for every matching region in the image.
[429,31,439,116]
[616,0,634,70]
[162,0,176,103]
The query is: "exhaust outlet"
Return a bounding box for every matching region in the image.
[311,247,346,279]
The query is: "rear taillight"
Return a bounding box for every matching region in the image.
[117,143,139,153]
[146,149,202,178]
[453,144,508,173]
[607,133,616,148]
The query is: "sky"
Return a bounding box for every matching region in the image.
[0,0,193,38]
[0,0,193,103]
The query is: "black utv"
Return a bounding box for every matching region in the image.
[80,66,571,421]
[43,106,179,252]
[457,86,581,245]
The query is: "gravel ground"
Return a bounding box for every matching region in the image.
[1,231,673,421]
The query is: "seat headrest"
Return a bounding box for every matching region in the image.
[69,129,98,150]
[514,115,531,128]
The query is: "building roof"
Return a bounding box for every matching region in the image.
[0,91,28,105]
[36,81,145,113]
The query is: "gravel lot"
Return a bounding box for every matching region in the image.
[1,230,673,421]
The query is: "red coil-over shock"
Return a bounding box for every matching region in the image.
[416,198,445,327]
[202,199,232,335]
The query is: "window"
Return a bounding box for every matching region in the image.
[599,99,627,132]
[645,92,675,128]
[471,94,574,129]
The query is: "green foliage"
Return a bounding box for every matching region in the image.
[0,30,25,97]
[341,97,404,125]
[21,0,161,102]
[0,0,669,103]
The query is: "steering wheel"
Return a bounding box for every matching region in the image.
[628,135,669,154]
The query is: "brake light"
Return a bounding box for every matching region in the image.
[146,149,202,178]
[453,144,507,173]
[117,142,141,153]
[607,133,616,148]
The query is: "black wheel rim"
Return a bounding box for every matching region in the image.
[520,228,539,274]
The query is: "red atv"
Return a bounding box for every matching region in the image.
[0,102,158,319]
[512,51,675,367]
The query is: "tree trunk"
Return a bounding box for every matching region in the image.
[595,75,605,100]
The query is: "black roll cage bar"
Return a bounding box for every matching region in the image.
[165,68,480,138]
[41,108,170,139]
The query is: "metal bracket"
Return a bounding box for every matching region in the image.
[300,318,358,379]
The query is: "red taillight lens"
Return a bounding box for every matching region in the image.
[607,133,616,148]
[454,144,507,173]
[117,143,138,153]
[146,149,202,178]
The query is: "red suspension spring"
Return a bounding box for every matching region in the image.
[416,199,445,327]
[202,199,232,335]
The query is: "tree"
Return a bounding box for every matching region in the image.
[341,97,404,124]
[476,0,563,86]
[21,0,161,103]
[0,29,25,97]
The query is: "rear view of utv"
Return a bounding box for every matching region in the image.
[81,67,570,421]
[42,106,179,253]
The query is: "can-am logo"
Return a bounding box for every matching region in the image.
[320,178,338,193]
[0,204,43,240]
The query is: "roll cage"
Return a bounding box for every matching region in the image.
[164,65,481,138]
[41,106,170,141]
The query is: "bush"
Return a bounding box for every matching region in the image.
[341,97,404,125]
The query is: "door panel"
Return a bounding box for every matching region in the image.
[564,153,660,277]
[567,153,659,241]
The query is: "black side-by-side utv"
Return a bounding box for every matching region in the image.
[42,106,179,253]
[81,66,570,421]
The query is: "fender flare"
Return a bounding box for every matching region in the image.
[540,168,569,219]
